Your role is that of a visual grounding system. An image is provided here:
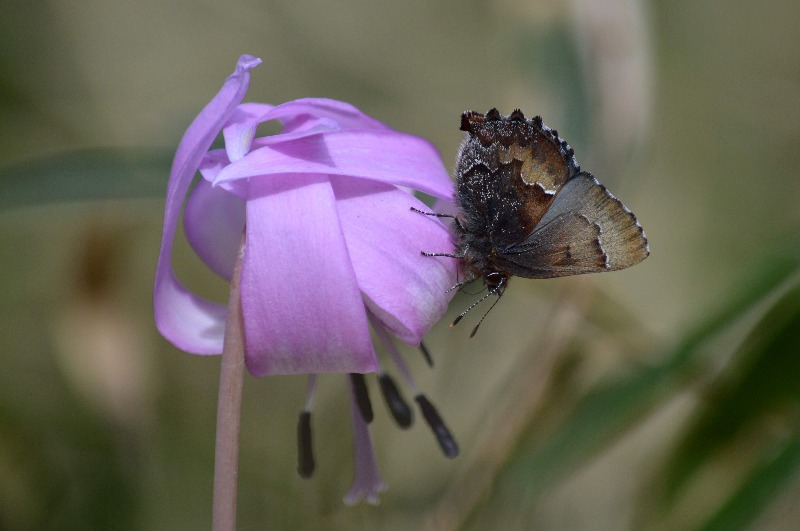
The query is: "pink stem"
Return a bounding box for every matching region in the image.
[212,241,246,531]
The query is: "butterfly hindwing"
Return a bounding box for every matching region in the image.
[500,173,649,278]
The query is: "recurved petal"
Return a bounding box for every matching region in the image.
[222,102,274,162]
[198,148,230,180]
[184,179,245,281]
[212,129,454,200]
[262,98,390,133]
[223,98,388,163]
[154,54,260,354]
[332,177,457,343]
[241,174,378,376]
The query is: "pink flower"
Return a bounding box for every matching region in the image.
[154,55,459,504]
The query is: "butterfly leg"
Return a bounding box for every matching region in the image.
[411,206,470,291]
[410,206,464,231]
[421,250,463,258]
[412,206,466,259]
[410,206,455,219]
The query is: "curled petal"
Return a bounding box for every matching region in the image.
[344,377,387,505]
[222,102,274,162]
[154,54,261,354]
[332,177,456,343]
[199,148,230,181]
[241,174,378,376]
[224,98,390,163]
[212,129,454,200]
[251,118,341,146]
[262,98,390,133]
[184,179,245,281]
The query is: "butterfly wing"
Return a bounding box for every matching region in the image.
[499,173,649,278]
[456,111,580,234]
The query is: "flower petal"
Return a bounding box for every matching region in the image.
[184,179,245,281]
[198,148,230,180]
[212,129,454,200]
[241,174,378,376]
[222,102,274,162]
[223,98,389,163]
[262,98,390,133]
[154,54,261,354]
[332,177,457,343]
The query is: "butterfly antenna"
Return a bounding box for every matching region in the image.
[450,291,490,328]
[469,289,504,338]
[450,277,505,331]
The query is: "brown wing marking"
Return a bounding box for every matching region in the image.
[501,173,649,278]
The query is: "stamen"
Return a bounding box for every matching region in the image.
[378,373,413,428]
[304,373,318,411]
[419,341,434,367]
[349,373,374,424]
[368,313,459,459]
[370,316,419,395]
[297,411,315,478]
[415,394,459,458]
[297,374,318,478]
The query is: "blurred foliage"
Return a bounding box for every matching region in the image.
[664,282,800,500]
[0,149,172,210]
[461,250,800,530]
[2,0,800,530]
[0,376,137,530]
[661,280,800,530]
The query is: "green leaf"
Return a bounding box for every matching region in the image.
[460,249,800,530]
[698,437,800,531]
[0,147,173,210]
[663,281,800,502]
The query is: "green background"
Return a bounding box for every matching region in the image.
[2,1,799,529]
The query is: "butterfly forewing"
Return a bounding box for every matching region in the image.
[501,173,649,278]
[455,110,582,258]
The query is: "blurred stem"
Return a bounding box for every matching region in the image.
[424,281,591,530]
[212,239,246,531]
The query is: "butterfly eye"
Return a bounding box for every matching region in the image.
[485,272,505,290]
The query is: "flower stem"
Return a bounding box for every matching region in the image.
[212,242,246,531]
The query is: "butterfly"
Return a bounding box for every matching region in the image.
[418,108,649,336]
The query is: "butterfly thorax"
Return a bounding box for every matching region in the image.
[453,230,511,292]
